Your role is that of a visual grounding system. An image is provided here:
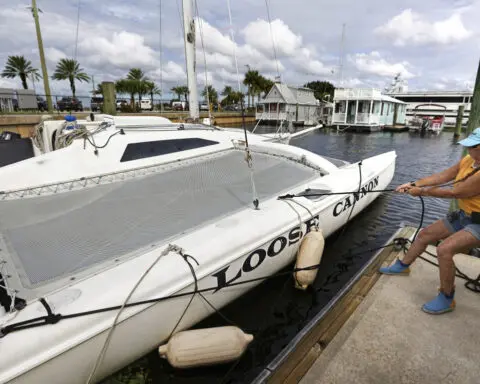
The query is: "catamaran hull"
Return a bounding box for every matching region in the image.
[3,153,395,384]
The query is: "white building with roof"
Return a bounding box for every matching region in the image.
[255,83,321,126]
[332,88,407,132]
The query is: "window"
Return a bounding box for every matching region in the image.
[120,138,219,162]
[381,102,385,116]
[335,101,346,113]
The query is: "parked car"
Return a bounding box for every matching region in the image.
[200,103,209,111]
[37,96,47,112]
[56,97,83,112]
[116,99,128,111]
[139,99,153,111]
[90,96,103,112]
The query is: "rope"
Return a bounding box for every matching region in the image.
[194,0,213,122]
[85,244,181,384]
[226,0,242,93]
[401,240,480,294]
[73,0,81,61]
[159,0,163,113]
[264,0,280,79]
[0,240,397,338]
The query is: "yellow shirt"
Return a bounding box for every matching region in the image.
[455,155,480,215]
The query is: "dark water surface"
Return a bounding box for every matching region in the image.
[109,129,463,384]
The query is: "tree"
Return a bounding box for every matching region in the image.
[145,81,161,106]
[304,81,335,101]
[1,55,41,90]
[116,79,137,107]
[243,69,260,108]
[52,58,90,98]
[171,86,182,101]
[126,68,149,102]
[260,77,274,98]
[202,85,218,107]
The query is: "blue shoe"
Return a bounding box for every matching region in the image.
[379,259,410,275]
[422,291,455,315]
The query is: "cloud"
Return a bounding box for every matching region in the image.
[45,47,67,64]
[79,31,158,70]
[148,61,187,84]
[349,51,415,79]
[241,18,303,58]
[375,9,473,46]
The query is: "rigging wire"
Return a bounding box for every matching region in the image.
[159,0,164,113]
[73,0,81,61]
[264,0,280,80]
[194,0,213,122]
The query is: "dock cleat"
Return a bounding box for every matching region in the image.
[379,259,411,276]
[422,291,455,315]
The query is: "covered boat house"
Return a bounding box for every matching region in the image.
[256,83,320,126]
[332,88,407,131]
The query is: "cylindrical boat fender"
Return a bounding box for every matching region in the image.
[158,326,253,368]
[294,228,325,290]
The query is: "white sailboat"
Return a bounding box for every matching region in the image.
[0,1,397,383]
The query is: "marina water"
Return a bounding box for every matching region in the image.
[108,128,463,384]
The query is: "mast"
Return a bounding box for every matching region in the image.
[182,0,199,120]
[338,23,346,87]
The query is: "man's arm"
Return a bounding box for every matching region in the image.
[414,162,461,187]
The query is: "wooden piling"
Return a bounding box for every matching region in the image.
[466,59,480,137]
[454,105,465,138]
[102,82,116,116]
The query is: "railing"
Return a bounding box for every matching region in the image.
[334,88,381,100]
[332,113,346,123]
[255,112,288,121]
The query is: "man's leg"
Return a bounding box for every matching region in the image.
[422,229,480,314]
[380,219,452,275]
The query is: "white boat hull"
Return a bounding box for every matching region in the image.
[1,148,395,383]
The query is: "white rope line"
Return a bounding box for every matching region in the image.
[194,0,213,122]
[86,244,184,384]
[226,0,242,93]
[264,0,280,79]
[73,0,81,61]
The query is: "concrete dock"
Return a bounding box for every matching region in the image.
[300,228,480,384]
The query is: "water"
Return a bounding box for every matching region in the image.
[107,129,463,384]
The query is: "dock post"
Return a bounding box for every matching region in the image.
[454,105,465,138]
[102,82,116,115]
[466,60,480,138]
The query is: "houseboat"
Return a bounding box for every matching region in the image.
[332,88,407,132]
[255,83,321,127]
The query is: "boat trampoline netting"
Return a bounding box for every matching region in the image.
[0,150,318,288]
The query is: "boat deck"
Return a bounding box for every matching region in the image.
[0,150,318,293]
[256,226,480,384]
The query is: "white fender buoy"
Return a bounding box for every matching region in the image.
[294,229,325,290]
[158,326,253,368]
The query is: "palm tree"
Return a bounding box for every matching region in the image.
[1,55,41,90]
[116,79,137,107]
[52,58,90,98]
[126,68,149,102]
[243,69,261,108]
[177,85,189,102]
[202,85,218,107]
[171,86,182,101]
[145,81,161,107]
[259,77,274,102]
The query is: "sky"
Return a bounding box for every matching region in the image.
[0,0,479,99]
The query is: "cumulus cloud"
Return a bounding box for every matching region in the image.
[349,51,415,79]
[79,31,158,70]
[375,9,473,46]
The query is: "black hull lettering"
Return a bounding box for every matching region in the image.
[243,249,266,272]
[267,237,287,257]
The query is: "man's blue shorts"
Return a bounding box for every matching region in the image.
[442,210,480,240]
